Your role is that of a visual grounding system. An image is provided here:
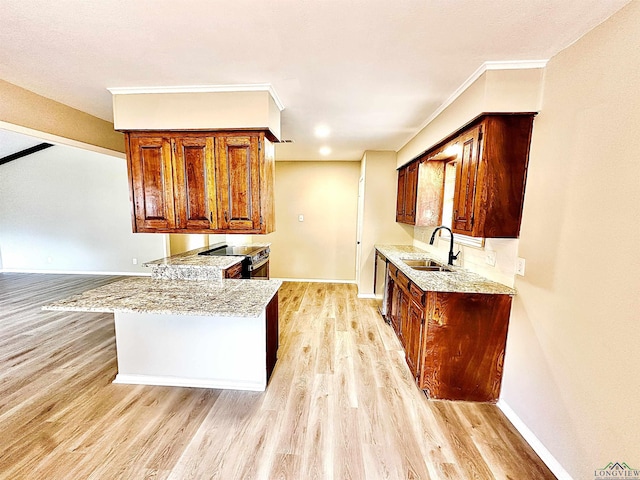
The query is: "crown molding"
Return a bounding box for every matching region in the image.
[107,83,285,111]
[398,59,548,151]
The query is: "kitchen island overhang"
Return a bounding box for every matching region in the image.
[44,277,281,392]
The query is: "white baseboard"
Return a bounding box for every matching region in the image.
[273,277,356,284]
[497,400,573,480]
[357,293,377,299]
[113,373,265,392]
[0,268,150,276]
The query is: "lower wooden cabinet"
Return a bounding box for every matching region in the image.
[223,262,243,279]
[387,264,512,402]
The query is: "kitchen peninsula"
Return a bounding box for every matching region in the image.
[44,246,281,392]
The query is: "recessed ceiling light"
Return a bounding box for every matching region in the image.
[319,146,332,156]
[315,125,331,138]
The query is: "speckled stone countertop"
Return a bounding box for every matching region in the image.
[376,244,515,295]
[143,245,245,281]
[43,277,282,317]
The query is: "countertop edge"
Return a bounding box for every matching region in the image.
[42,277,283,318]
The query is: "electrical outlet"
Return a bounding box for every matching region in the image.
[132,258,138,265]
[298,214,304,222]
[516,257,526,276]
[485,250,497,267]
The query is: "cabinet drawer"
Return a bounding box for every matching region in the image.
[409,283,425,306]
[389,264,398,278]
[224,262,243,279]
[397,270,410,291]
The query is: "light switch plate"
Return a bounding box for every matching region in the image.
[516,257,526,276]
[485,250,497,267]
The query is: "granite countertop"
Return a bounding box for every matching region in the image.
[143,245,243,280]
[43,277,282,317]
[143,243,271,281]
[375,244,515,295]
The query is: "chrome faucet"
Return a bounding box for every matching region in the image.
[429,226,460,265]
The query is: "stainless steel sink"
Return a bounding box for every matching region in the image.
[401,259,453,272]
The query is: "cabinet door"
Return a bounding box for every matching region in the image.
[215,135,261,231]
[419,292,511,402]
[396,167,407,222]
[384,268,395,322]
[398,287,410,345]
[405,299,424,380]
[390,278,401,336]
[127,135,175,231]
[452,125,482,234]
[173,136,216,230]
[404,161,419,224]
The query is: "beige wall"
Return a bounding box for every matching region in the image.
[396,67,544,167]
[502,2,640,478]
[357,151,413,295]
[396,3,640,477]
[395,66,545,286]
[253,161,360,281]
[112,90,281,140]
[0,79,124,153]
[168,234,208,255]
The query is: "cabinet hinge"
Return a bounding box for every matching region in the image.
[478,127,483,142]
[471,214,475,228]
[260,214,263,226]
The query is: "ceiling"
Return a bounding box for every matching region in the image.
[0,0,631,161]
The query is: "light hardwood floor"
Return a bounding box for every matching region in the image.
[0,273,555,479]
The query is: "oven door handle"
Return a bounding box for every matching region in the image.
[248,256,269,271]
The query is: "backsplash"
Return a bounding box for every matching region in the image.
[413,226,518,287]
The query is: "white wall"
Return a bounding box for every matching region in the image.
[0,142,165,273]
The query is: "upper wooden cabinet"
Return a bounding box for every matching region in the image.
[451,125,481,234]
[215,134,261,231]
[173,136,216,231]
[396,113,534,238]
[125,131,275,234]
[395,160,419,224]
[127,135,176,231]
[451,115,534,237]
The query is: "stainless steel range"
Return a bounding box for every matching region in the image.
[198,243,270,279]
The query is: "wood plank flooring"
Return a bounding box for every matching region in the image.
[0,273,556,479]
